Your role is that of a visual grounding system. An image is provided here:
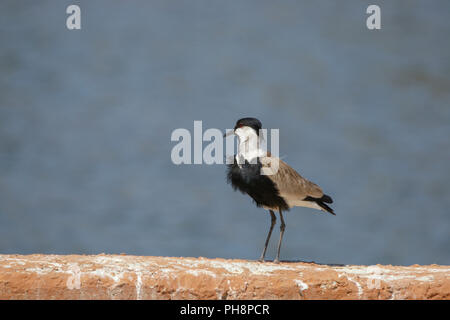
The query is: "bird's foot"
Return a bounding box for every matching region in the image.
[273,258,280,264]
[258,257,265,263]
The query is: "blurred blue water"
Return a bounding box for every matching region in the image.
[0,1,449,265]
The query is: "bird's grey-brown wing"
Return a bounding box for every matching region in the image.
[260,156,323,200]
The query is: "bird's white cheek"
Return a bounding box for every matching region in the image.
[235,127,256,142]
[234,128,246,141]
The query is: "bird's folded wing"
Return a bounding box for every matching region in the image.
[260,156,323,199]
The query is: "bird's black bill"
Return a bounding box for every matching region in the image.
[223,130,234,138]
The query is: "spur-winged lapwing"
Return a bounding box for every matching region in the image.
[225,117,334,263]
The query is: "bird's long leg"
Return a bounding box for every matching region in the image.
[273,210,286,264]
[258,210,277,262]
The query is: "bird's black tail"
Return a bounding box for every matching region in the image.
[304,194,335,215]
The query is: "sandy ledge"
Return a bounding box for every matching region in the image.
[0,254,448,299]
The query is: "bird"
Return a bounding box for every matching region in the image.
[224,117,334,263]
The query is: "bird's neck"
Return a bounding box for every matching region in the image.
[237,131,265,162]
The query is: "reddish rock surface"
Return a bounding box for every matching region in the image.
[0,254,448,299]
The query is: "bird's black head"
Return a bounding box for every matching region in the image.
[234,117,262,136]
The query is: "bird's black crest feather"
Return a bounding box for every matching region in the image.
[234,118,262,136]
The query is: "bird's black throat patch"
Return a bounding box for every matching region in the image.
[226,156,289,211]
